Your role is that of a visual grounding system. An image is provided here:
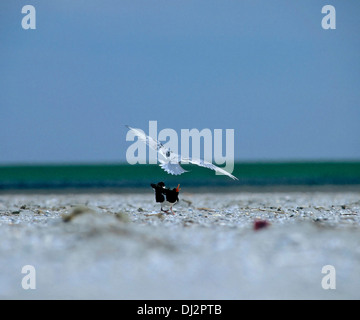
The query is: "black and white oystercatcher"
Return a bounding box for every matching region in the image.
[150,182,167,213]
[151,182,181,215]
[163,184,181,215]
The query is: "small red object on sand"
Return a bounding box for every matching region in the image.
[254,219,270,230]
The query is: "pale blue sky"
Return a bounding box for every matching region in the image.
[1,0,359,164]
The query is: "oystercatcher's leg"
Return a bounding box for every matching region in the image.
[161,207,169,214]
[170,207,175,215]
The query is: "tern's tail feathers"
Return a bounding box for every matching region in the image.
[159,161,188,176]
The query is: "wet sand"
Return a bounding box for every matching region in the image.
[0,190,360,299]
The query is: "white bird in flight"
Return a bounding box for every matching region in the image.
[126,125,238,180]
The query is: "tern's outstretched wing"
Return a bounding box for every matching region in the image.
[159,159,188,175]
[126,125,168,159]
[181,157,238,180]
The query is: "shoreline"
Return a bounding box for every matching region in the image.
[1,190,360,299]
[1,184,360,195]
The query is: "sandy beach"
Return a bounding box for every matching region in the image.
[1,189,360,299]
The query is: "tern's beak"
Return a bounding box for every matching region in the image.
[176,184,181,192]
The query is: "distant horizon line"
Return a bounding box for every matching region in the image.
[1,159,360,167]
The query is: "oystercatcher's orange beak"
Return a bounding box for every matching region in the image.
[176,184,181,192]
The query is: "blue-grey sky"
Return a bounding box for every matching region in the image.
[1,0,359,164]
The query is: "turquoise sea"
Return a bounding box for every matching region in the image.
[1,161,360,191]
